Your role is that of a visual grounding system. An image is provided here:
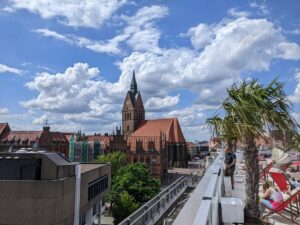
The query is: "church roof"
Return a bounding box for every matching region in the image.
[130,70,137,93]
[131,118,186,143]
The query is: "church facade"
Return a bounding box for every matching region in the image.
[122,71,187,182]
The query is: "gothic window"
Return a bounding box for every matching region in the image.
[148,141,155,152]
[136,140,143,152]
[127,126,129,131]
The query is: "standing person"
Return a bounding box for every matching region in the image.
[224,146,236,189]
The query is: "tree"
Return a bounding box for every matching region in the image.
[111,191,139,225]
[109,163,160,223]
[94,152,127,177]
[207,79,298,223]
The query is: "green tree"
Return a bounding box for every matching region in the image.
[109,163,160,223]
[94,152,127,177]
[207,79,298,222]
[112,191,139,225]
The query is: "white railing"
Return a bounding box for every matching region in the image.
[173,151,224,225]
[118,176,187,225]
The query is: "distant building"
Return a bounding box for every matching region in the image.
[270,129,293,147]
[0,151,111,225]
[0,123,69,156]
[186,142,198,157]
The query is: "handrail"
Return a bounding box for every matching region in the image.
[173,150,224,225]
[118,175,187,225]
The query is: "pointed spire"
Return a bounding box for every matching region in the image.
[130,70,137,93]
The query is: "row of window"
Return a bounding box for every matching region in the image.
[124,112,144,120]
[88,175,108,201]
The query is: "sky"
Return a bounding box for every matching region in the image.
[0,0,300,142]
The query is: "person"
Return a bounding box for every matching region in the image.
[224,146,236,189]
[286,174,300,190]
[260,180,283,214]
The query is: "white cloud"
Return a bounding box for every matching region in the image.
[186,24,214,49]
[284,28,300,35]
[34,5,168,54]
[0,63,23,75]
[289,69,300,103]
[163,105,205,127]
[0,108,9,114]
[6,0,127,28]
[145,95,180,112]
[228,8,251,18]
[119,18,300,102]
[22,17,300,140]
[249,2,270,16]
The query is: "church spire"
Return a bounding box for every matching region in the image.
[130,70,137,93]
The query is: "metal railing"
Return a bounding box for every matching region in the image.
[193,155,224,225]
[173,151,224,225]
[118,176,187,225]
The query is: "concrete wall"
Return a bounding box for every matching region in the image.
[80,164,111,215]
[0,177,75,225]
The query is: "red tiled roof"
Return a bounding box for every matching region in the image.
[0,131,42,142]
[131,118,186,143]
[50,132,68,143]
[64,133,74,142]
[0,123,9,136]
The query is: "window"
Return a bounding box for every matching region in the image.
[148,141,155,152]
[88,175,109,201]
[93,204,97,216]
[127,126,129,131]
[80,213,85,225]
[136,140,143,152]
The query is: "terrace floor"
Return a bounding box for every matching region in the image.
[229,151,300,225]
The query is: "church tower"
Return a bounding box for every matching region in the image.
[122,70,145,139]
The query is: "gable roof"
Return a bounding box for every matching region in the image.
[131,118,186,143]
[0,123,9,136]
[50,132,68,143]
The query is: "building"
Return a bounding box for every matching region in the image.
[123,72,187,182]
[122,70,145,139]
[186,142,198,157]
[0,151,111,225]
[270,129,293,147]
[0,123,69,156]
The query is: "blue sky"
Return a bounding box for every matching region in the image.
[0,0,300,141]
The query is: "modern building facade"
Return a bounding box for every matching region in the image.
[0,151,111,225]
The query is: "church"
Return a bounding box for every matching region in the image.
[121,71,187,182]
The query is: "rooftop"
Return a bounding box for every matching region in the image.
[80,163,107,173]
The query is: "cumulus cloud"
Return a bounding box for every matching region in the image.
[0,108,9,114]
[23,17,300,139]
[0,63,23,75]
[186,24,214,49]
[289,69,300,103]
[35,5,168,54]
[163,105,205,128]
[145,95,180,112]
[228,8,251,18]
[6,0,127,28]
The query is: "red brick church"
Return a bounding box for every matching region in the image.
[122,71,187,181]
